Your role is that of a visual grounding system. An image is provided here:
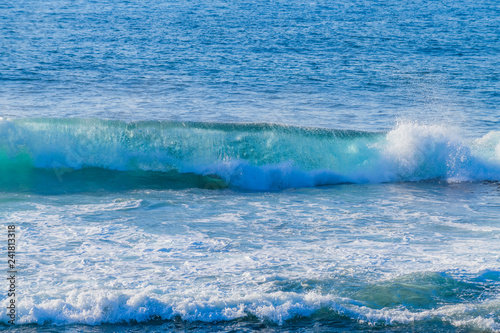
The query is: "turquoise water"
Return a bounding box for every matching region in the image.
[1,0,499,332]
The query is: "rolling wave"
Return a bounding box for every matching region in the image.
[1,118,499,191]
[2,271,499,331]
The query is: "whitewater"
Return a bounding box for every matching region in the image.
[1,118,500,332]
[1,0,500,332]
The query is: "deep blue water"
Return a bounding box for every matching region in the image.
[1,0,499,130]
[1,0,499,332]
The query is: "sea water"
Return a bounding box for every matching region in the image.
[0,0,499,332]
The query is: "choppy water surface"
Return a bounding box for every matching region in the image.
[0,0,499,331]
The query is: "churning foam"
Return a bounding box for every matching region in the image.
[3,289,499,331]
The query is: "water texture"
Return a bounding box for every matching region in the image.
[0,0,499,332]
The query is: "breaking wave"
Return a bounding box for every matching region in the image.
[2,271,499,332]
[1,118,499,191]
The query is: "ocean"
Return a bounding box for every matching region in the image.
[1,0,499,332]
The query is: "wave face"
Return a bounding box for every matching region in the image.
[1,118,500,191]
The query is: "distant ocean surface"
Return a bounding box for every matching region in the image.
[1,0,499,332]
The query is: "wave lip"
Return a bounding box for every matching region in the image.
[0,118,499,191]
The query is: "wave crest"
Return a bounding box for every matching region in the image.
[0,118,499,191]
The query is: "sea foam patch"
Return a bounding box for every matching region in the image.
[2,289,499,331]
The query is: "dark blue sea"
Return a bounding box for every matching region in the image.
[1,0,500,332]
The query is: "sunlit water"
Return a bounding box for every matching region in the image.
[1,0,499,332]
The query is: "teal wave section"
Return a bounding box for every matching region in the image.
[0,118,499,191]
